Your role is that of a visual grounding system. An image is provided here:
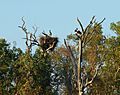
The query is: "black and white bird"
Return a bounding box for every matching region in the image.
[74,28,82,38]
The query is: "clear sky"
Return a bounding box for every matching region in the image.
[0,0,120,50]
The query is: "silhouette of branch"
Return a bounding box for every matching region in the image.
[18,17,40,52]
[83,17,105,47]
[77,17,84,33]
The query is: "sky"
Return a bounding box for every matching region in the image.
[0,0,120,51]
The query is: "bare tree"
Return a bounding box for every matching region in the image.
[18,17,58,53]
[64,16,105,95]
[18,17,40,53]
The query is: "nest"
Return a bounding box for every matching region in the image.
[39,35,58,51]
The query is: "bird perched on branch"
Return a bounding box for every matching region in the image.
[74,28,82,38]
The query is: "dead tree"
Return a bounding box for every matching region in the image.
[64,16,105,95]
[18,17,58,53]
[18,17,40,53]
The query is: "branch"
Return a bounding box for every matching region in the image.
[0,53,5,59]
[18,17,40,52]
[18,17,27,33]
[64,39,78,80]
[84,45,106,88]
[84,63,102,88]
[32,26,38,35]
[114,67,120,80]
[84,16,95,34]
[97,18,105,25]
[42,32,50,37]
[83,16,96,43]
[46,41,56,51]
[77,17,84,33]
[83,30,95,47]
[83,18,105,47]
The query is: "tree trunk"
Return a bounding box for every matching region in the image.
[78,39,83,95]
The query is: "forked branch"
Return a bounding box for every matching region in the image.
[84,63,103,88]
[82,17,105,47]
[18,17,40,52]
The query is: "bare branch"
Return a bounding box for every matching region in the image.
[46,41,56,51]
[81,16,96,46]
[83,30,95,47]
[84,44,106,88]
[83,18,105,47]
[32,26,38,35]
[18,17,27,33]
[21,17,25,27]
[77,17,84,33]
[114,67,120,80]
[98,18,106,25]
[84,63,102,88]
[84,16,95,34]
[42,32,50,37]
[91,16,96,23]
[18,17,40,52]
[64,39,78,80]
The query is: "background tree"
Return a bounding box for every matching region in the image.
[86,21,120,94]
[0,38,23,95]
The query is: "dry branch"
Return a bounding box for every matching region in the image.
[84,63,103,88]
[64,39,78,80]
[18,17,40,52]
[77,17,84,33]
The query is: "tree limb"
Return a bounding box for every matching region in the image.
[77,17,84,33]
[83,18,105,47]
[84,63,102,88]
[18,17,40,52]
[114,67,120,80]
[64,39,78,80]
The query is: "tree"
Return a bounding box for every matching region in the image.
[64,16,105,95]
[0,38,23,95]
[17,17,58,95]
[87,21,120,94]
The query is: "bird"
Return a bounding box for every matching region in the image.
[75,28,82,38]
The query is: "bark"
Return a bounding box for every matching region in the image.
[78,39,83,95]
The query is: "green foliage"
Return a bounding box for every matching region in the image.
[32,49,53,95]
[89,22,120,94]
[110,21,120,35]
[0,38,54,95]
[0,39,23,95]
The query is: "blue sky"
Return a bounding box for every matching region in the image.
[0,0,120,50]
